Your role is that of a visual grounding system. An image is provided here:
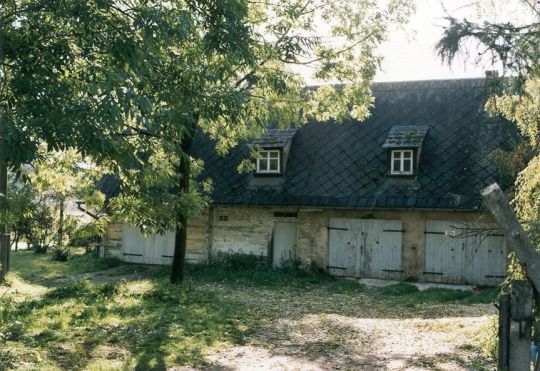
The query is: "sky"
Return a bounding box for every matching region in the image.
[375,0,496,82]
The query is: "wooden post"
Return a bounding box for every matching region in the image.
[481,184,540,291]
[498,293,511,370]
[509,280,533,370]
[534,289,540,371]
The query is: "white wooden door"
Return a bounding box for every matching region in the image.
[328,218,403,278]
[363,220,403,279]
[425,221,507,285]
[465,224,507,285]
[328,218,358,276]
[425,221,465,283]
[153,231,175,265]
[122,225,176,265]
[272,222,297,268]
[122,225,147,264]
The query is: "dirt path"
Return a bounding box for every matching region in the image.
[201,312,494,370]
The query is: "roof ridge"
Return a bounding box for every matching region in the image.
[306,77,487,92]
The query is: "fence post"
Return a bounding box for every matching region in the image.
[498,293,511,370]
[509,280,533,370]
[534,289,540,371]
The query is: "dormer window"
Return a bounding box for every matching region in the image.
[391,149,413,175]
[257,149,280,174]
[383,125,429,177]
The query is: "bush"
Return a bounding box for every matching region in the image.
[52,246,70,261]
[69,222,104,248]
[208,251,269,270]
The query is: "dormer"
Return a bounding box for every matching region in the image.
[383,126,429,176]
[250,128,297,177]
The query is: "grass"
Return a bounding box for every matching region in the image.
[9,248,122,282]
[0,251,498,370]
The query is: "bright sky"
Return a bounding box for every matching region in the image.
[375,0,498,82]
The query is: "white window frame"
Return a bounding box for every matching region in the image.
[256,149,281,174]
[391,149,414,175]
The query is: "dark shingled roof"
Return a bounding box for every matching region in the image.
[383,125,429,148]
[192,78,519,210]
[249,128,298,148]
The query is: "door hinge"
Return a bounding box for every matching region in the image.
[382,269,404,273]
[423,271,443,275]
[424,231,445,235]
[383,229,405,233]
[327,265,347,270]
[123,253,143,257]
[328,227,348,231]
[161,255,173,258]
[485,274,506,278]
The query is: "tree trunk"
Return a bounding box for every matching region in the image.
[170,120,197,284]
[0,17,9,282]
[57,199,64,249]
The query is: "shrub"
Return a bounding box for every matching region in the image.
[208,251,269,270]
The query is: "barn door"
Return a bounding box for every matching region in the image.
[122,225,147,264]
[328,218,360,276]
[363,220,403,279]
[328,218,402,278]
[425,221,507,285]
[425,221,465,283]
[153,231,175,265]
[465,223,507,285]
[272,222,297,268]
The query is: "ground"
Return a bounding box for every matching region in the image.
[1,249,498,370]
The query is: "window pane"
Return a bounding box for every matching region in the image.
[403,159,412,172]
[403,151,412,159]
[393,151,401,159]
[269,151,279,159]
[269,159,278,171]
[393,159,401,172]
[260,151,268,159]
[259,158,269,171]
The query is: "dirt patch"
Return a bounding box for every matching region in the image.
[201,313,494,370]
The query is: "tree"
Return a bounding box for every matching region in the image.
[435,1,540,246]
[0,0,414,282]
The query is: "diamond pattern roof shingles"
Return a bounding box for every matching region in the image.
[191,78,518,210]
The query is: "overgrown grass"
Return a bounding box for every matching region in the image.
[9,248,122,281]
[0,252,497,370]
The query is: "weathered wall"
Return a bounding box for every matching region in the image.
[209,206,297,258]
[297,208,494,281]
[186,210,210,262]
[103,205,496,283]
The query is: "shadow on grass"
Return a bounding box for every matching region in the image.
[1,266,498,370]
[10,248,122,282]
[1,278,258,370]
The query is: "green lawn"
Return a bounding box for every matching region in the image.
[0,251,498,370]
[9,248,122,282]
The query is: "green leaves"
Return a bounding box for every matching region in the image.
[1,0,413,232]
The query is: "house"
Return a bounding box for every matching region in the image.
[102,78,519,286]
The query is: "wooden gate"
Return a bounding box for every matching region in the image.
[425,221,507,285]
[328,218,403,279]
